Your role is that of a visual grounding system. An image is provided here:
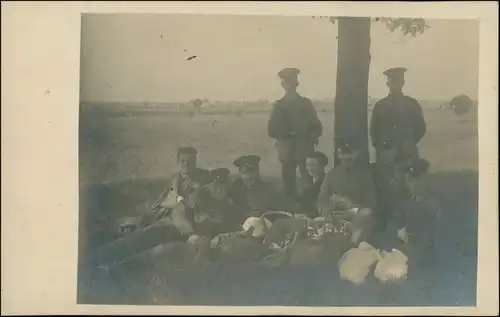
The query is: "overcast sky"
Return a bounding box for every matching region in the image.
[80,14,479,103]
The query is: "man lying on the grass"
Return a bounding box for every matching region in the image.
[89,146,215,268]
[316,137,378,246]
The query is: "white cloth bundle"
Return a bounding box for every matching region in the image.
[373,248,409,283]
[242,217,273,238]
[338,242,380,285]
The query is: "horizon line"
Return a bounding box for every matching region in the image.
[80,97,450,105]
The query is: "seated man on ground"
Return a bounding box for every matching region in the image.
[295,151,329,219]
[228,155,283,218]
[317,138,378,246]
[89,146,212,268]
[190,167,242,238]
[398,158,440,261]
[370,137,409,233]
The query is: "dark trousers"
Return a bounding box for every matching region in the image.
[90,221,183,267]
[281,158,311,201]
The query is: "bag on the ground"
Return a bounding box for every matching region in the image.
[373,248,409,283]
[338,242,380,285]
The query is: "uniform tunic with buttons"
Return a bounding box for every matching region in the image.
[190,181,240,237]
[370,94,426,161]
[268,94,323,162]
[228,178,278,218]
[370,162,408,228]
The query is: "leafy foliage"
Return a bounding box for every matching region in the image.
[374,17,430,36]
[313,16,430,36]
[312,16,338,24]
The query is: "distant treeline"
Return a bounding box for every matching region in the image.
[80,99,446,118]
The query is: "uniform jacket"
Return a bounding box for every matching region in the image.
[268,94,323,162]
[370,94,426,159]
[371,162,408,210]
[370,162,409,227]
[227,178,279,218]
[151,168,212,213]
[190,182,241,235]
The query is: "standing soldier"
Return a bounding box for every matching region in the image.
[268,68,323,203]
[370,68,427,166]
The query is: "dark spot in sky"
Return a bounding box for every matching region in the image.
[44,89,50,95]
[186,55,197,61]
[48,121,51,124]
[108,85,113,89]
[160,34,163,39]
[183,48,188,52]
[257,28,262,32]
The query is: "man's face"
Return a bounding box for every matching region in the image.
[178,153,197,174]
[280,78,297,94]
[306,157,324,179]
[240,168,260,187]
[387,78,405,91]
[208,181,230,200]
[338,149,359,167]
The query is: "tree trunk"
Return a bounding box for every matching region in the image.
[333,17,371,167]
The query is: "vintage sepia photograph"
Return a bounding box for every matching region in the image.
[77,13,480,307]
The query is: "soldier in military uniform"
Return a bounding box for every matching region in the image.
[316,138,377,245]
[370,67,427,166]
[190,168,241,238]
[401,158,440,256]
[268,68,323,202]
[370,137,409,233]
[89,146,212,268]
[228,155,282,218]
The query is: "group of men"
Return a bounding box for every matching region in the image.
[89,66,436,269]
[268,66,431,243]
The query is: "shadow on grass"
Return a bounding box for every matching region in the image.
[77,169,478,307]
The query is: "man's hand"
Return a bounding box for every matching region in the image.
[397,227,409,244]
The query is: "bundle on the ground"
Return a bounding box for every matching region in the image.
[373,248,408,283]
[338,242,380,285]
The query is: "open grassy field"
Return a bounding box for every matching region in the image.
[79,105,477,185]
[78,104,478,306]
